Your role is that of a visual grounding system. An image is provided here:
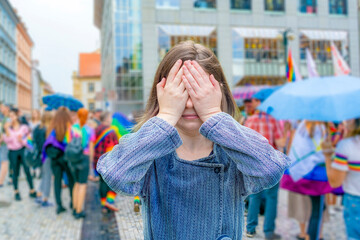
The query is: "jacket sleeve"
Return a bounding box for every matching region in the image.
[97,117,182,196]
[200,112,291,195]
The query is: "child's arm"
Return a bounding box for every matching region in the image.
[200,112,291,195]
[97,117,182,196]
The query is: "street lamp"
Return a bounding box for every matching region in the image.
[277,28,295,77]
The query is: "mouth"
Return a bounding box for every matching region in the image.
[182,114,199,120]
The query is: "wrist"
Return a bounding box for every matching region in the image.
[201,109,222,122]
[156,113,178,126]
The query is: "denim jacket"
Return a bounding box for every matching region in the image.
[97,112,290,240]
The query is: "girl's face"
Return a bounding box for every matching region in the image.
[175,97,203,134]
[9,112,17,123]
[343,119,355,133]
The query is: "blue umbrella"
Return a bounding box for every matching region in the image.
[42,93,84,111]
[258,76,360,122]
[253,86,282,102]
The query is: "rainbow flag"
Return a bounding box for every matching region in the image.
[94,127,115,148]
[26,135,34,150]
[286,49,296,82]
[111,112,134,139]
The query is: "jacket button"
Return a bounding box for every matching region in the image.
[214,167,221,173]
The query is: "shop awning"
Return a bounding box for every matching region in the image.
[300,29,347,41]
[159,25,216,37]
[233,27,283,39]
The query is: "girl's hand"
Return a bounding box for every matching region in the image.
[157,59,188,126]
[182,60,222,122]
[321,135,334,157]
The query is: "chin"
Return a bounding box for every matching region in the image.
[176,118,203,133]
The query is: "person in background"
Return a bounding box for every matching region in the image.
[70,108,95,219]
[43,107,74,214]
[34,111,54,207]
[322,118,360,240]
[245,97,285,240]
[0,103,11,187]
[93,109,103,126]
[94,112,119,213]
[3,108,36,201]
[29,109,41,131]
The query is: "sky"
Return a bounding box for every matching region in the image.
[10,0,100,94]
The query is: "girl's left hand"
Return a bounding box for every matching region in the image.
[182,60,222,122]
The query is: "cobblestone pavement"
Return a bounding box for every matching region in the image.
[0,176,347,240]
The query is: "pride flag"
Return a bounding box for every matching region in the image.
[286,49,296,82]
[111,112,134,139]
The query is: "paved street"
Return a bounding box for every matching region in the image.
[0,176,346,240]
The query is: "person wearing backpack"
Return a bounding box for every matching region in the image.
[34,111,54,207]
[43,107,74,214]
[69,108,95,219]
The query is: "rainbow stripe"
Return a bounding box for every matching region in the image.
[106,191,116,204]
[286,49,296,82]
[94,127,115,148]
[134,196,140,204]
[111,113,134,139]
[348,162,360,172]
[63,125,72,144]
[333,153,348,166]
[26,135,33,149]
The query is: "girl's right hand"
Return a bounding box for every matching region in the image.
[156,59,188,126]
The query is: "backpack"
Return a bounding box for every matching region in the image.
[64,136,83,164]
[24,143,42,168]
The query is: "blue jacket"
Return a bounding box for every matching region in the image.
[97,112,290,240]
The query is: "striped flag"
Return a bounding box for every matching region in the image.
[306,48,319,78]
[286,48,302,82]
[331,42,350,76]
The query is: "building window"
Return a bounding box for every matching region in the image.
[88,82,95,93]
[88,102,95,111]
[156,0,180,8]
[231,0,251,10]
[329,0,347,15]
[194,0,216,9]
[265,0,285,12]
[158,25,217,61]
[299,0,316,14]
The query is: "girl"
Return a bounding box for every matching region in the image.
[3,108,35,200]
[97,41,290,240]
[322,118,360,240]
[43,107,74,214]
[70,108,95,219]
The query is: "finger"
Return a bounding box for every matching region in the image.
[182,76,197,97]
[191,60,208,79]
[178,79,186,92]
[167,59,182,84]
[183,66,200,92]
[184,60,205,87]
[172,66,184,87]
[210,74,221,91]
[156,78,165,94]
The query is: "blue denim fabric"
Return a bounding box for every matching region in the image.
[97,112,290,240]
[343,193,360,240]
[246,183,279,235]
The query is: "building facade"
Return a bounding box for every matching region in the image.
[95,0,359,113]
[32,60,54,110]
[16,20,33,114]
[72,50,102,111]
[0,0,18,105]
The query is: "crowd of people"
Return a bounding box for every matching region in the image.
[0,103,127,218]
[0,40,359,240]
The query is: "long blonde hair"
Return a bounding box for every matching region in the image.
[40,111,53,135]
[134,41,240,131]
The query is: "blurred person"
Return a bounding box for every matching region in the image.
[282,121,330,240]
[97,41,290,239]
[93,109,103,126]
[94,112,119,212]
[34,111,54,207]
[29,109,41,130]
[322,118,360,240]
[245,97,285,240]
[0,103,11,187]
[43,107,74,214]
[3,108,36,200]
[70,108,95,219]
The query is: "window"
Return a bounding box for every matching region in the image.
[231,0,251,10]
[158,25,217,61]
[88,102,95,111]
[329,0,347,15]
[156,0,180,8]
[265,0,285,12]
[194,0,216,9]
[88,82,95,93]
[299,0,316,13]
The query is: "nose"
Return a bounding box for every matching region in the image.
[185,97,193,109]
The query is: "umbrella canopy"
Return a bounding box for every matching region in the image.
[253,86,282,101]
[232,85,273,100]
[258,76,360,122]
[42,93,84,111]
